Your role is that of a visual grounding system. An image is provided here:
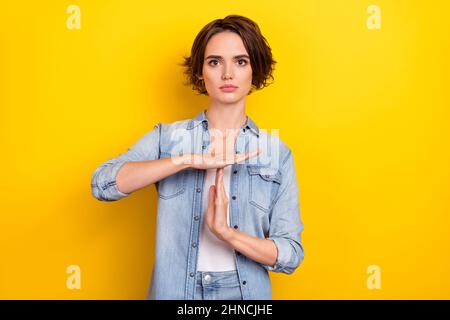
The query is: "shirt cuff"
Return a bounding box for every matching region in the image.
[99,161,130,201]
[261,237,296,274]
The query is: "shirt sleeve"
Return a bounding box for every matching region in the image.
[261,149,305,274]
[91,123,162,201]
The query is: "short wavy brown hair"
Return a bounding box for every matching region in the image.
[180,15,276,95]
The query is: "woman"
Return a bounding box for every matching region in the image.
[91,15,304,300]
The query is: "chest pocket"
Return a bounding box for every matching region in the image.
[247,166,282,214]
[156,151,187,199]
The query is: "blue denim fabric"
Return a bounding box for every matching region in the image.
[194,271,243,300]
[91,110,305,300]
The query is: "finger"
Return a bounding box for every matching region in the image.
[216,168,224,190]
[218,168,227,200]
[210,133,216,144]
[210,130,224,159]
[218,168,227,202]
[209,144,216,157]
[205,185,215,226]
[209,185,216,206]
[235,148,261,163]
[215,168,224,204]
[224,129,238,150]
[209,134,217,156]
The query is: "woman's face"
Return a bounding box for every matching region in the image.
[199,31,253,103]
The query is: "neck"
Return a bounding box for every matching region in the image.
[205,100,247,133]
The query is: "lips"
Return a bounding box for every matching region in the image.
[219,84,238,89]
[220,84,238,93]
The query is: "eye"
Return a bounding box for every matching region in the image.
[208,59,219,66]
[237,59,248,66]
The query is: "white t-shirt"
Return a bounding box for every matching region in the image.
[197,166,237,271]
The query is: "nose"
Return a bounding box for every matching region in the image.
[222,62,233,80]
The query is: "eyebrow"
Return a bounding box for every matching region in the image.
[204,54,250,60]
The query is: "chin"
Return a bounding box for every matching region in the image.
[220,97,243,105]
[217,92,243,101]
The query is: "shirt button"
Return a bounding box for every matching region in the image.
[242,281,247,285]
[233,225,238,229]
[194,216,199,221]
[190,272,195,277]
[202,145,206,149]
[232,196,236,200]
[233,170,238,174]
[196,188,201,193]
[192,243,197,248]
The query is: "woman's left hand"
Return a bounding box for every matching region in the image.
[205,167,233,242]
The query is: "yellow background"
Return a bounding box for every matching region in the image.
[1,0,449,299]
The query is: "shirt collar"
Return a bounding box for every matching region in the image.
[187,109,260,137]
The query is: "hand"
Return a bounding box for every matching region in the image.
[184,149,260,170]
[180,129,261,170]
[204,167,234,242]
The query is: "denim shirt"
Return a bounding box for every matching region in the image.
[91,110,304,300]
